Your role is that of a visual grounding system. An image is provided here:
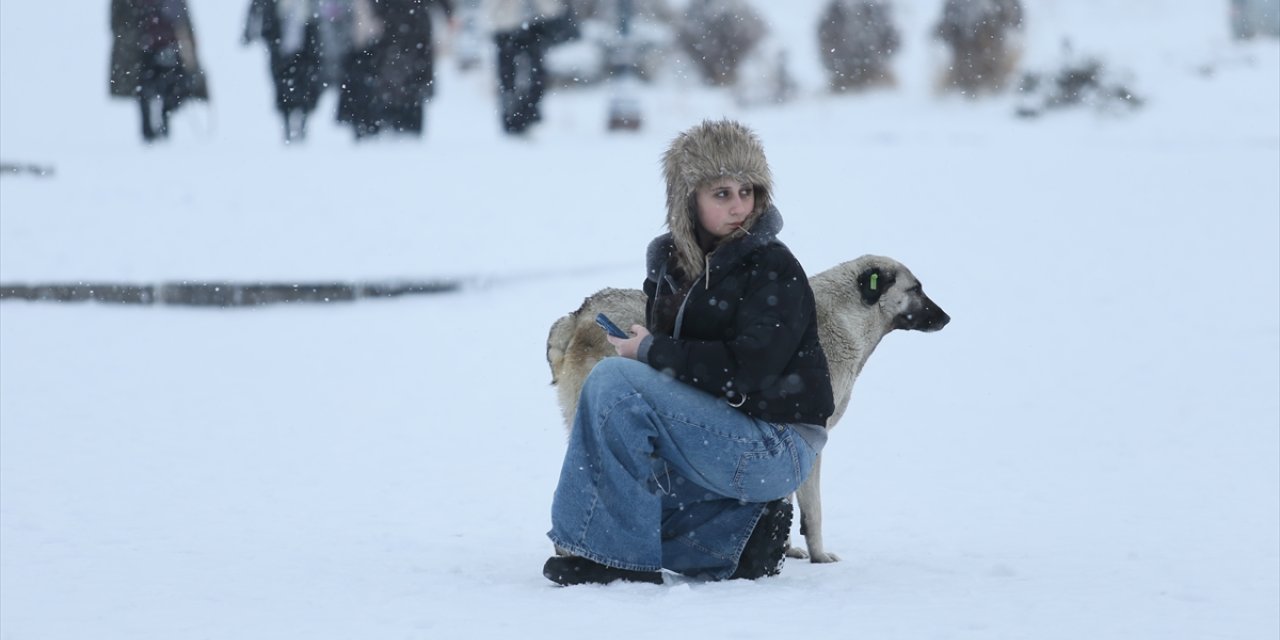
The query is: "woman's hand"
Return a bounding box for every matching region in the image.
[606,325,650,359]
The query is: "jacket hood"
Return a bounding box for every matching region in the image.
[661,119,774,279]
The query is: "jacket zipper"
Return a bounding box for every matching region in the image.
[671,255,712,340]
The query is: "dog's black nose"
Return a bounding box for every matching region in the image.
[931,310,951,330]
[896,297,950,332]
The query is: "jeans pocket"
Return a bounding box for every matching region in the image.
[732,438,803,502]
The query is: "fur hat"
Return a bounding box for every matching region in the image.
[661,119,774,279]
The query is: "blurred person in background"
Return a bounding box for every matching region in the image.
[244,0,354,142]
[488,0,572,135]
[109,0,209,142]
[337,0,382,138]
[337,0,456,139]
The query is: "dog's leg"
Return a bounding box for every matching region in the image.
[797,453,840,563]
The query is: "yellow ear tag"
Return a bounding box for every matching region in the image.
[870,274,878,291]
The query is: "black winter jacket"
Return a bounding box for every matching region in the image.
[639,206,834,426]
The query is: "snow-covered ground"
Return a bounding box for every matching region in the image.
[2,1,1277,639]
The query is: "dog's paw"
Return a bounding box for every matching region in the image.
[808,550,841,563]
[785,546,809,560]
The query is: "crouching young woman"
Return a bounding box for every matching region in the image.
[544,120,834,586]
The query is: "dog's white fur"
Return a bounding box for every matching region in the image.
[545,254,949,563]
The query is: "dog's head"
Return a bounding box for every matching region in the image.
[854,256,950,333]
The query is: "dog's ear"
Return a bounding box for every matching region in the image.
[857,268,896,305]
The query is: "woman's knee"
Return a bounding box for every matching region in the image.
[579,357,626,405]
[579,358,655,415]
[585,356,640,388]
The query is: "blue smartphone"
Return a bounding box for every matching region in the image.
[595,313,629,339]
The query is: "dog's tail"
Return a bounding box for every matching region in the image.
[546,313,576,385]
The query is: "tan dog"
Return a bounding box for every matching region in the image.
[546,254,949,563]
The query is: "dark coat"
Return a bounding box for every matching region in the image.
[641,206,835,427]
[371,0,453,104]
[244,0,325,114]
[109,0,209,101]
[338,0,453,135]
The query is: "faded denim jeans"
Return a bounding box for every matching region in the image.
[548,357,817,580]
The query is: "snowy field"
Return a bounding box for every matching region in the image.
[2,1,1278,639]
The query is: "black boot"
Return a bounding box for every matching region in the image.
[730,499,793,580]
[542,556,663,586]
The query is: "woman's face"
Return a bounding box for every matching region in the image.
[694,179,755,238]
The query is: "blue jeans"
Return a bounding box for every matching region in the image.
[548,357,817,580]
